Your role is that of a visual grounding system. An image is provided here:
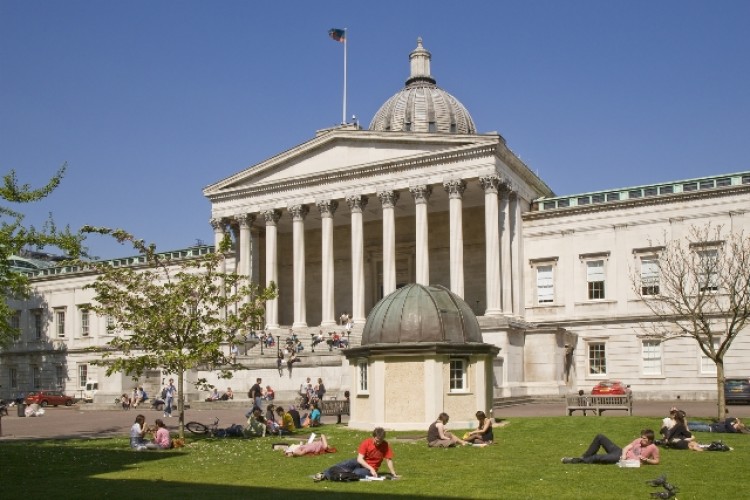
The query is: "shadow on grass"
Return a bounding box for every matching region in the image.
[1,441,455,500]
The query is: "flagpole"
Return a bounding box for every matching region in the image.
[343,28,347,124]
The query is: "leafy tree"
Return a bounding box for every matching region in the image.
[633,224,750,418]
[0,164,85,346]
[78,227,276,437]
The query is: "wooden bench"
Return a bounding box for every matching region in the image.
[320,399,350,424]
[565,394,632,416]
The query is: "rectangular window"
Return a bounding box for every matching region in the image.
[55,365,66,389]
[640,258,660,295]
[537,265,554,304]
[357,361,368,394]
[78,364,88,387]
[32,365,41,389]
[588,342,607,375]
[10,368,18,389]
[642,340,662,375]
[56,309,66,338]
[700,337,720,375]
[449,358,468,392]
[10,310,21,331]
[80,308,90,337]
[33,310,44,340]
[587,260,605,300]
[698,249,719,292]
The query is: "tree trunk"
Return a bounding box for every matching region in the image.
[177,369,185,439]
[716,360,726,420]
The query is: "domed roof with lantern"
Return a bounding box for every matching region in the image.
[369,38,477,135]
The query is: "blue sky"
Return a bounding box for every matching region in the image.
[2,1,748,259]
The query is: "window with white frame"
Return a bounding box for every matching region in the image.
[587,260,606,299]
[357,360,368,394]
[55,309,66,338]
[588,342,607,375]
[9,367,18,389]
[640,257,660,295]
[642,339,662,375]
[449,358,468,392]
[32,365,41,389]
[80,307,90,337]
[33,310,44,340]
[700,337,720,375]
[697,249,719,292]
[537,265,554,304]
[78,364,88,387]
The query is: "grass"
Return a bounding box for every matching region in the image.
[1,416,745,499]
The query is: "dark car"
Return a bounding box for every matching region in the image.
[724,378,750,405]
[591,380,629,395]
[24,390,75,407]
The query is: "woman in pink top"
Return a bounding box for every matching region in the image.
[153,419,172,449]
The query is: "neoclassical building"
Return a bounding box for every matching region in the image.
[3,39,750,404]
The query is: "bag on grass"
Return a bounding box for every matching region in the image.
[327,466,361,482]
[707,441,731,452]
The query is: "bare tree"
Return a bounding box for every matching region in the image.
[632,224,750,418]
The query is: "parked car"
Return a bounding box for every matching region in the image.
[591,380,629,395]
[24,390,75,407]
[724,378,750,404]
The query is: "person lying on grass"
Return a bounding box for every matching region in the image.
[283,434,337,457]
[313,427,399,481]
[561,429,660,465]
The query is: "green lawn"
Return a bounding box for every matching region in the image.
[1,417,743,499]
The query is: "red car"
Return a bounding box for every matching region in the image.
[591,380,629,395]
[24,390,75,407]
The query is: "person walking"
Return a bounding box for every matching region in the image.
[163,379,176,418]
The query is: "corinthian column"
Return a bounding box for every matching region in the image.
[211,218,228,319]
[289,204,309,328]
[444,179,466,297]
[346,194,368,323]
[480,175,502,316]
[511,193,525,317]
[237,214,255,282]
[317,199,338,327]
[500,185,512,314]
[263,210,281,328]
[410,185,432,285]
[378,190,399,296]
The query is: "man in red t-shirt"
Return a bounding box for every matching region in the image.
[314,427,400,481]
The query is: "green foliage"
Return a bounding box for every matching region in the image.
[0,416,746,499]
[0,164,85,346]
[74,227,277,435]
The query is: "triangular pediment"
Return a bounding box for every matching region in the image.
[204,129,495,197]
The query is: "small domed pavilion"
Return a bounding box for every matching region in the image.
[344,283,500,431]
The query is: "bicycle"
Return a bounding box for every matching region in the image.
[185,417,220,436]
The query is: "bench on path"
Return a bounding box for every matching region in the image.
[320,399,350,424]
[565,394,632,416]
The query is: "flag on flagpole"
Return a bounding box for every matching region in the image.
[328,28,346,42]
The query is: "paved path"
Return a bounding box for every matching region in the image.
[1,400,748,441]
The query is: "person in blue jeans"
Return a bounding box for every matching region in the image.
[314,427,399,481]
[688,417,747,433]
[562,429,660,465]
[163,379,176,418]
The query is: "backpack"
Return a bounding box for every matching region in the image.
[706,441,731,452]
[327,466,361,482]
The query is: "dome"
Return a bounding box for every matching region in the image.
[361,283,483,345]
[369,38,477,135]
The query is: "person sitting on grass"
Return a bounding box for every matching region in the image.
[313,427,399,482]
[244,407,266,438]
[464,410,494,445]
[154,418,172,449]
[427,413,469,447]
[561,429,660,465]
[660,411,697,450]
[283,434,336,457]
[130,414,157,451]
[306,403,322,427]
[276,406,296,435]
